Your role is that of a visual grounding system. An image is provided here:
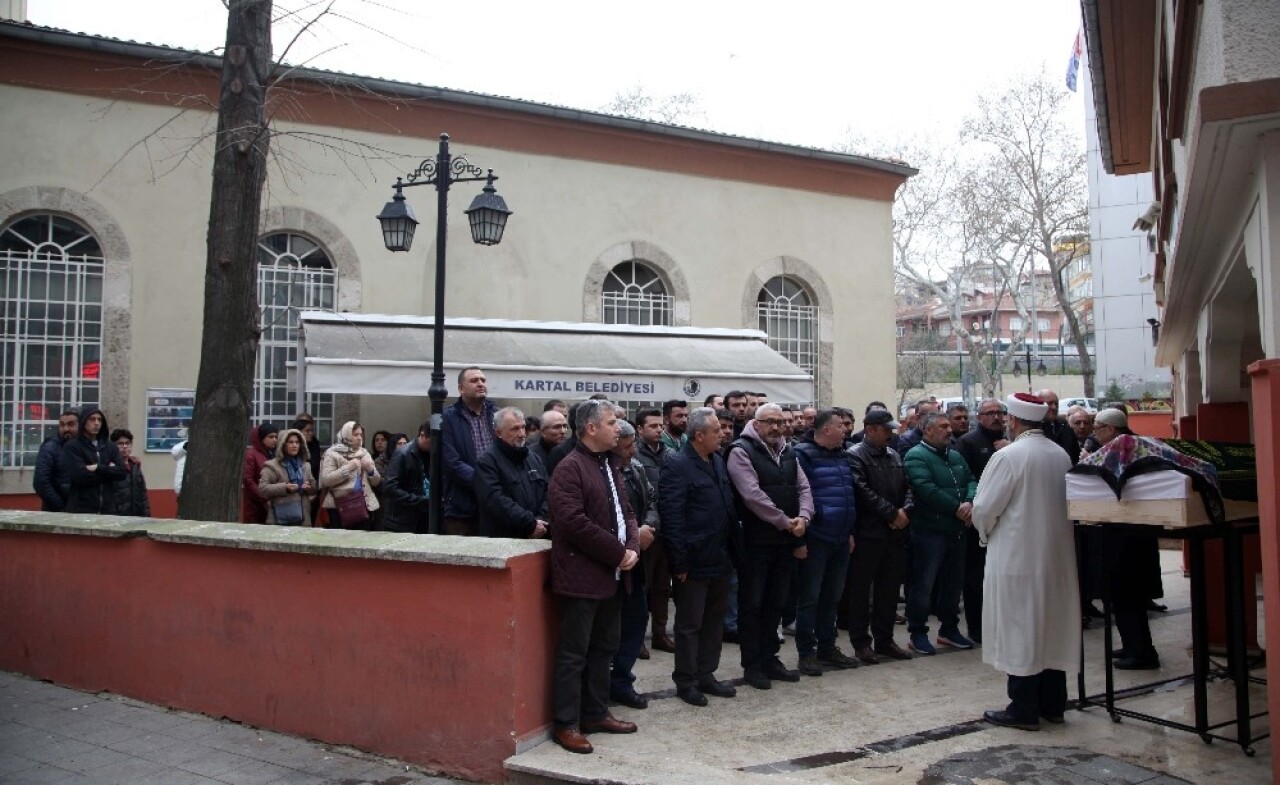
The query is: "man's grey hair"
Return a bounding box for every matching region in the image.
[575,398,615,432]
[493,406,524,430]
[977,398,1005,414]
[688,406,718,436]
[921,412,950,430]
[617,419,636,439]
[754,402,783,420]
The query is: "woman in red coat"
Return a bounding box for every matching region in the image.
[241,423,279,523]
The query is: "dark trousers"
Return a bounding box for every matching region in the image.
[1006,669,1067,722]
[963,526,986,638]
[1114,594,1156,658]
[554,592,622,729]
[782,560,800,627]
[442,516,477,536]
[795,538,850,658]
[610,571,649,696]
[739,542,796,672]
[906,528,965,636]
[671,576,730,689]
[847,536,906,649]
[647,543,672,634]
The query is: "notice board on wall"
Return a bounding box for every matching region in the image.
[145,388,194,453]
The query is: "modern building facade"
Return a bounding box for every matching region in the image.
[0,20,912,502]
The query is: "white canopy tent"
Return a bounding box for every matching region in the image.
[295,311,814,405]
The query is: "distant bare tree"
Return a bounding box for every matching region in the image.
[603,86,705,125]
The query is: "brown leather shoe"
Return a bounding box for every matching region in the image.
[638,644,650,659]
[581,714,638,734]
[651,632,676,653]
[875,641,912,660]
[553,727,593,754]
[854,646,881,665]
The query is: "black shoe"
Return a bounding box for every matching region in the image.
[1115,655,1160,671]
[1084,602,1105,619]
[676,686,708,706]
[610,690,648,710]
[798,655,824,677]
[722,629,741,644]
[744,669,772,690]
[1147,600,1168,613]
[1041,713,1065,724]
[983,709,1039,731]
[765,658,801,682]
[698,679,737,698]
[817,647,860,669]
[1110,648,1128,659]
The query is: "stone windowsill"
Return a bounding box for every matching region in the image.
[0,510,548,568]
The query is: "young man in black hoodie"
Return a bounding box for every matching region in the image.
[61,406,127,514]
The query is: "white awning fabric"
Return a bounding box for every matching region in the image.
[297,312,813,402]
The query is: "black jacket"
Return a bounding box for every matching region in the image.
[61,407,127,514]
[1044,419,1081,465]
[34,435,70,511]
[955,426,1005,481]
[545,432,578,478]
[108,462,151,517]
[658,443,740,580]
[381,442,431,533]
[895,426,924,457]
[848,440,913,540]
[476,440,549,538]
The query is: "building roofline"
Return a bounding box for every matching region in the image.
[0,20,917,180]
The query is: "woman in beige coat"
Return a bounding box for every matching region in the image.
[319,420,381,529]
[258,428,317,526]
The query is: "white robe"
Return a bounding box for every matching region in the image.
[973,429,1081,677]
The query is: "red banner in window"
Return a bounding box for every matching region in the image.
[83,361,100,379]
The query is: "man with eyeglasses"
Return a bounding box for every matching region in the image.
[532,409,570,466]
[955,399,1010,644]
[726,403,814,689]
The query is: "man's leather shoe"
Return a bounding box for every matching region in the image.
[817,647,860,669]
[874,641,913,660]
[854,646,881,665]
[652,632,677,653]
[610,690,648,710]
[1114,655,1160,671]
[637,644,650,660]
[553,727,593,754]
[677,686,708,706]
[744,669,772,690]
[798,655,824,677]
[765,658,801,682]
[581,714,638,734]
[1041,713,1066,724]
[983,709,1039,731]
[698,679,737,698]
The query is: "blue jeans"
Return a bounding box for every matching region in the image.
[906,528,965,636]
[609,570,649,696]
[795,538,850,658]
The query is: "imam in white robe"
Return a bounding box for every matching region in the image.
[973,429,1081,677]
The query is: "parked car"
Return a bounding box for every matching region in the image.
[1062,397,1099,414]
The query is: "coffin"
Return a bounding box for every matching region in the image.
[1067,471,1258,528]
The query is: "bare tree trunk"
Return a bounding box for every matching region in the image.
[179,0,273,522]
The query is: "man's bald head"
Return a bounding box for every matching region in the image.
[1034,389,1060,421]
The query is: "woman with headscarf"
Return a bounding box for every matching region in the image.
[241,423,278,523]
[319,420,381,529]
[259,428,317,526]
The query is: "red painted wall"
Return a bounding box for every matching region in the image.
[2,490,179,518]
[0,530,556,783]
[1126,411,1174,438]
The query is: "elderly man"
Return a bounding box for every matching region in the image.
[903,413,977,654]
[728,403,815,689]
[440,367,499,536]
[659,407,741,706]
[954,399,1009,643]
[548,399,641,754]
[792,409,860,674]
[476,407,550,539]
[1066,406,1094,445]
[847,408,914,663]
[634,407,676,653]
[533,409,570,465]
[1034,389,1080,465]
[609,418,659,709]
[974,393,1080,730]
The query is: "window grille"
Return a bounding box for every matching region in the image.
[602,261,672,326]
[255,233,337,443]
[0,214,104,469]
[757,276,818,404]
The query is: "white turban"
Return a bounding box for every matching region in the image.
[1004,393,1049,422]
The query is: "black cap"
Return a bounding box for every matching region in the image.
[863,409,900,429]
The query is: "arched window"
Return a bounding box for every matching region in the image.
[602,260,672,326]
[757,275,818,402]
[0,214,104,468]
[256,232,337,442]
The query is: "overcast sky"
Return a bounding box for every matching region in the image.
[31,0,1087,152]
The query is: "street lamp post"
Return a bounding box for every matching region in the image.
[376,133,512,534]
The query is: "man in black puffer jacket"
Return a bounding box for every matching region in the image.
[382,423,432,534]
[61,406,127,514]
[476,407,549,539]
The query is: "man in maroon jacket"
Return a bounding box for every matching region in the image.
[548,399,641,754]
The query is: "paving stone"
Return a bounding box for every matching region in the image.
[126,768,225,785]
[74,755,168,785]
[19,736,99,765]
[0,763,90,784]
[210,759,294,785]
[1063,756,1171,785]
[52,716,143,746]
[259,769,333,785]
[176,747,258,777]
[46,743,130,773]
[0,753,40,778]
[162,718,224,741]
[117,707,198,732]
[102,729,188,756]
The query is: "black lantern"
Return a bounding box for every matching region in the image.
[464,171,513,246]
[376,181,418,252]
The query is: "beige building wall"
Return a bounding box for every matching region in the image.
[0,69,900,492]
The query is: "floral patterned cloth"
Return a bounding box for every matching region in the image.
[1071,434,1224,524]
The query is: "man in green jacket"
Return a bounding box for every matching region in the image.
[903,413,978,655]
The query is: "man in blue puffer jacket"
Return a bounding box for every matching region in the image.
[792,409,861,676]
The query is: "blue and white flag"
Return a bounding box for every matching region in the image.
[1066,29,1083,92]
